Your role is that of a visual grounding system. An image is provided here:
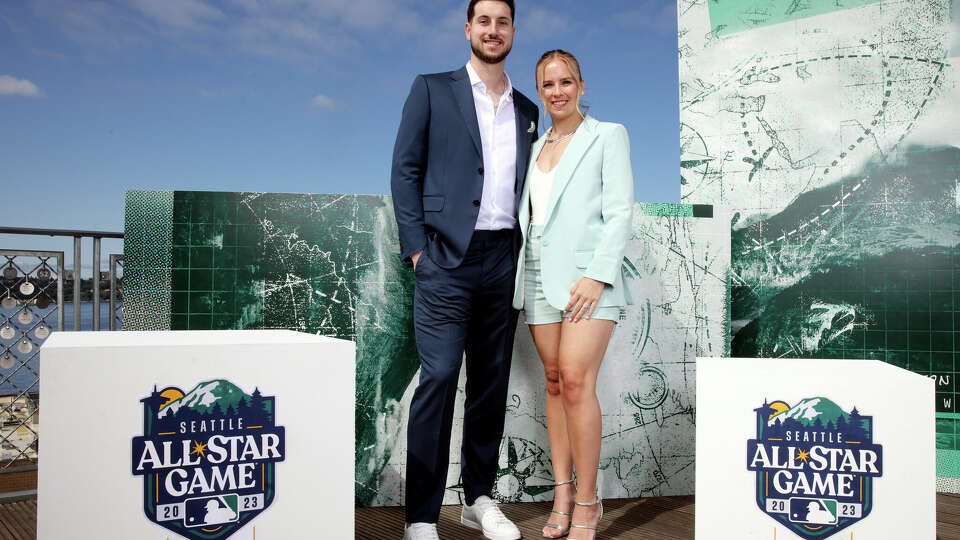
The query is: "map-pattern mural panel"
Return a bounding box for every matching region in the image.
[124,192,729,505]
[678,0,960,488]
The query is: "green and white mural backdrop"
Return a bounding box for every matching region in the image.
[678,0,960,489]
[123,191,728,505]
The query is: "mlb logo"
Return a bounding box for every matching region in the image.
[789,498,837,525]
[185,495,240,528]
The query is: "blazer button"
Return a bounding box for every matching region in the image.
[472,200,481,207]
[478,167,484,175]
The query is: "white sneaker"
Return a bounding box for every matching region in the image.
[404,522,440,540]
[461,496,521,540]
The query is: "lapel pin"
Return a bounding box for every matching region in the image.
[527,121,536,133]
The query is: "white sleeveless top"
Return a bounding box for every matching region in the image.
[529,163,556,226]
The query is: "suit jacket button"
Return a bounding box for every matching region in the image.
[478,167,484,175]
[472,200,481,207]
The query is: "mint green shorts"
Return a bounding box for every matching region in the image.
[523,225,621,325]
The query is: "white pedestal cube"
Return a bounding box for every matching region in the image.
[39,330,355,540]
[696,357,934,540]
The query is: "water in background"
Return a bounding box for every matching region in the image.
[0,302,117,395]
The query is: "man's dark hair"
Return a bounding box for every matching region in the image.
[467,0,515,23]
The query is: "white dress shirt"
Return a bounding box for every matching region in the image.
[466,62,517,231]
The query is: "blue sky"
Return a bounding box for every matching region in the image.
[0,0,680,271]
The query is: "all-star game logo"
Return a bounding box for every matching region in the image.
[747,397,883,539]
[132,380,285,539]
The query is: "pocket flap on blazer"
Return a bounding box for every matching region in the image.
[422,195,444,212]
[575,250,593,269]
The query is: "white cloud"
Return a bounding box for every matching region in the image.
[519,6,571,40]
[616,1,678,33]
[310,93,337,110]
[0,12,16,34]
[30,0,150,51]
[23,0,440,67]
[128,0,224,29]
[423,4,576,57]
[221,0,428,33]
[413,6,468,55]
[14,0,476,71]
[0,75,42,97]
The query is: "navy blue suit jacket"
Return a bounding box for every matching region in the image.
[391,66,539,269]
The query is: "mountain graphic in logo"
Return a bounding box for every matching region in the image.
[158,380,254,418]
[132,380,285,540]
[747,397,882,540]
[767,397,851,428]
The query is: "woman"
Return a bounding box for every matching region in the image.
[512,50,634,539]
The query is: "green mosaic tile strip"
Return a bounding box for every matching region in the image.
[938,449,960,478]
[642,203,694,217]
[122,190,173,331]
[641,203,715,218]
[708,0,882,36]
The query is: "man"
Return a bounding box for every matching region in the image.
[390,1,538,539]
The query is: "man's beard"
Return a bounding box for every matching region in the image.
[471,38,511,64]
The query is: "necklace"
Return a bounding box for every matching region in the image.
[545,124,578,144]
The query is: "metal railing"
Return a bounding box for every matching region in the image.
[110,254,124,331]
[1,227,123,331]
[0,250,61,467]
[0,227,123,484]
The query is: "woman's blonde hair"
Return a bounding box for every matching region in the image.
[535,49,586,129]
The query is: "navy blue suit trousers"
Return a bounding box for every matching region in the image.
[405,229,518,523]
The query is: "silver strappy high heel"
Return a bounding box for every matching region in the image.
[569,493,603,539]
[542,478,575,538]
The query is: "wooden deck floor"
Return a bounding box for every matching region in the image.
[0,498,35,540]
[357,496,695,539]
[358,493,960,540]
[1,493,958,538]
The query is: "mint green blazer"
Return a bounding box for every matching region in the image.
[512,115,635,311]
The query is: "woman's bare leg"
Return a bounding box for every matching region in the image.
[529,322,574,538]
[557,318,614,539]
